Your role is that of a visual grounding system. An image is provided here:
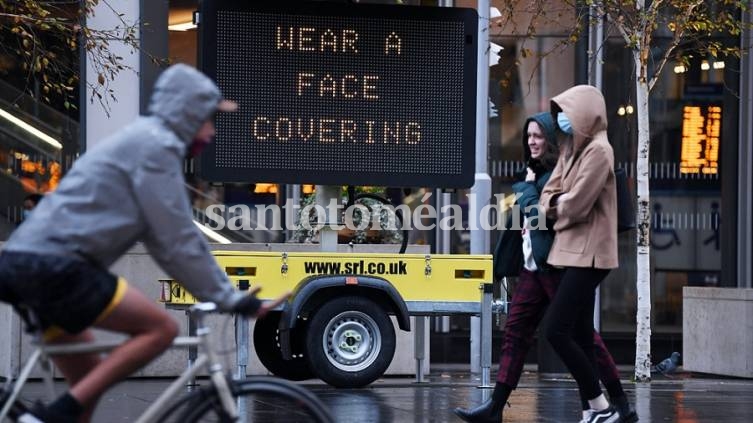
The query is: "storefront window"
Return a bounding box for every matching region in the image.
[0,86,79,240]
[601,37,739,335]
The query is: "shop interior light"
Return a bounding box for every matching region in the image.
[617,106,626,116]
[253,183,278,194]
[673,64,687,74]
[193,220,232,244]
[0,107,62,150]
[625,105,634,114]
[168,21,197,31]
[701,61,710,70]
[713,61,725,69]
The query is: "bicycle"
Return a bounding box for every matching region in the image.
[0,302,333,422]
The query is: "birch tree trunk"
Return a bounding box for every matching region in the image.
[634,50,652,382]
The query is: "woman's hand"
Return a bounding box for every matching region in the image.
[556,193,570,205]
[525,167,536,182]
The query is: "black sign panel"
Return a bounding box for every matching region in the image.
[199,1,478,187]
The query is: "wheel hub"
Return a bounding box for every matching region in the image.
[323,311,382,372]
[339,329,362,353]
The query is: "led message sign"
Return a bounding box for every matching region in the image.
[198,1,478,187]
[681,104,721,175]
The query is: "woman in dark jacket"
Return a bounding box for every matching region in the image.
[454,112,636,423]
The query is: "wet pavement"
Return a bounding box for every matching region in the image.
[12,365,753,422]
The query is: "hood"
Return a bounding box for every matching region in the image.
[147,64,224,144]
[550,85,607,151]
[521,111,558,162]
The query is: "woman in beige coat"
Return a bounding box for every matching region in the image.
[540,85,622,423]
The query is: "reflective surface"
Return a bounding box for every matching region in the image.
[14,367,753,422]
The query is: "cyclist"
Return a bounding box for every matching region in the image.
[0,64,288,423]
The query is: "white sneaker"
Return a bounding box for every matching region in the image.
[586,406,620,423]
[17,413,45,423]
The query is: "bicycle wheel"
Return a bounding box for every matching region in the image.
[163,376,333,423]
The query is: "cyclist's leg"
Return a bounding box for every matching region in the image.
[63,284,178,408]
[1,253,177,420]
[47,330,101,422]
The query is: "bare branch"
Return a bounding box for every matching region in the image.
[647,0,666,16]
[648,0,704,90]
[0,0,146,113]
[603,10,634,46]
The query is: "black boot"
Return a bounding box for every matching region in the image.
[453,383,510,423]
[453,397,504,423]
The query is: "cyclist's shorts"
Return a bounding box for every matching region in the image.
[0,251,127,340]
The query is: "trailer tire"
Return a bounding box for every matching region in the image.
[253,312,314,381]
[305,296,396,388]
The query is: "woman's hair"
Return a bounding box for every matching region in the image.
[538,138,561,171]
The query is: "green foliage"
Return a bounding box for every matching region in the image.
[0,0,155,113]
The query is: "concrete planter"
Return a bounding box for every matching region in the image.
[683,287,753,378]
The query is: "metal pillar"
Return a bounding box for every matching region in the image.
[434,190,452,333]
[739,5,753,288]
[186,311,198,389]
[478,283,493,387]
[235,315,249,379]
[470,0,492,375]
[235,280,251,379]
[588,3,605,330]
[414,316,427,383]
[139,0,168,114]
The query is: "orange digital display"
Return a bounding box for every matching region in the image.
[199,1,478,188]
[681,105,720,175]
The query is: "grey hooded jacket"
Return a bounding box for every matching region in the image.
[4,64,246,311]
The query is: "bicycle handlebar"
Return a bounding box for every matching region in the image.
[189,302,218,313]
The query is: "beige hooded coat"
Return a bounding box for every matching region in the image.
[540,85,618,269]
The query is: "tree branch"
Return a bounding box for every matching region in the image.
[648,0,704,90]
[602,9,633,47]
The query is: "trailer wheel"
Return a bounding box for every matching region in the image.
[253,312,314,381]
[305,296,395,388]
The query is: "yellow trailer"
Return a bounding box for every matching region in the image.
[160,251,493,388]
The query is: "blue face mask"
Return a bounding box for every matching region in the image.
[557,112,574,135]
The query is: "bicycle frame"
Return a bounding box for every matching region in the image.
[0,305,238,423]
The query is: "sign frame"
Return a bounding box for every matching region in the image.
[197,1,478,188]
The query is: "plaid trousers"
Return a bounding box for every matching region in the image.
[496,269,620,387]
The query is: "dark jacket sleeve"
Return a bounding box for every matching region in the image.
[513,172,555,271]
[493,213,523,279]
